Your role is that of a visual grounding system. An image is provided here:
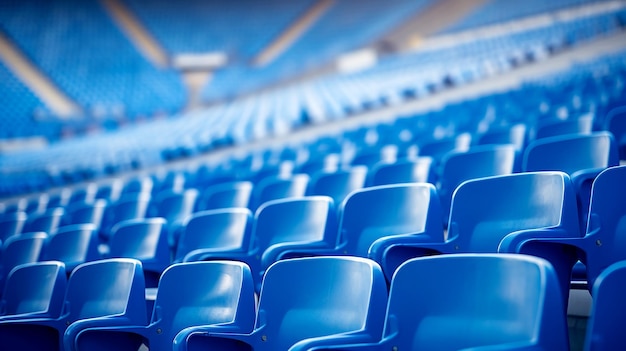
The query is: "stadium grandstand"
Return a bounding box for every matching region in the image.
[1,0,626,350]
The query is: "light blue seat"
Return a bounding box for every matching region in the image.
[251,174,309,210]
[69,261,256,351]
[184,196,336,291]
[173,256,388,351]
[0,261,66,321]
[307,166,367,206]
[584,260,626,351]
[436,144,516,224]
[367,157,432,186]
[175,208,253,263]
[0,232,48,289]
[500,165,626,291]
[40,224,100,272]
[22,207,65,234]
[372,172,580,301]
[315,254,568,351]
[107,218,170,287]
[523,131,619,232]
[0,211,26,242]
[194,181,253,212]
[0,258,147,351]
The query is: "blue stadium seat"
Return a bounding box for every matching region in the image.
[0,232,48,289]
[373,172,581,301]
[0,258,147,351]
[175,208,253,263]
[184,196,336,291]
[306,166,367,206]
[477,123,528,150]
[250,174,309,210]
[69,261,256,351]
[194,181,253,212]
[367,157,432,186]
[99,192,151,244]
[604,104,626,160]
[584,260,626,351]
[173,256,388,351]
[0,211,26,242]
[40,224,100,273]
[0,261,66,321]
[500,165,626,292]
[315,254,569,351]
[22,207,65,234]
[107,218,170,287]
[148,188,198,250]
[534,114,593,139]
[522,131,619,231]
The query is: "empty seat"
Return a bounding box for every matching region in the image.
[477,123,527,150]
[250,174,309,210]
[99,192,151,243]
[184,196,336,291]
[0,261,66,321]
[194,181,253,212]
[175,208,253,263]
[523,131,619,231]
[604,105,626,160]
[69,261,256,351]
[584,260,626,351]
[373,172,580,300]
[307,166,367,206]
[0,258,147,351]
[0,211,26,242]
[61,199,107,229]
[107,218,170,287]
[0,232,48,289]
[173,256,388,351]
[22,207,65,234]
[317,254,568,351]
[367,157,432,186]
[148,188,198,249]
[534,114,593,139]
[40,224,100,272]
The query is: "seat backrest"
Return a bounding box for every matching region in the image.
[585,260,626,351]
[175,208,253,262]
[0,211,26,242]
[438,145,516,221]
[307,166,367,206]
[108,218,169,266]
[94,179,123,202]
[1,261,66,318]
[121,176,153,197]
[523,132,619,175]
[386,254,567,350]
[1,232,48,282]
[149,188,198,225]
[195,181,253,212]
[368,157,432,186]
[68,183,98,206]
[339,183,443,257]
[253,196,336,267]
[604,105,626,159]
[64,258,146,323]
[100,192,151,240]
[583,165,626,286]
[151,261,256,347]
[477,123,527,150]
[62,199,107,228]
[23,207,65,234]
[535,114,593,139]
[448,172,580,252]
[256,256,387,349]
[251,174,309,210]
[40,224,99,271]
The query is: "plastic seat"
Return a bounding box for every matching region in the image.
[584,260,626,351]
[0,258,147,351]
[69,261,256,351]
[317,254,568,351]
[534,114,593,139]
[437,144,516,224]
[307,166,367,206]
[367,157,432,186]
[194,181,253,212]
[62,199,107,229]
[67,183,97,206]
[604,105,626,160]
[99,192,151,243]
[120,175,153,197]
[22,207,65,234]
[148,189,198,249]
[107,218,170,287]
[0,261,66,321]
[174,208,253,263]
[173,256,388,351]
[500,165,626,291]
[523,131,619,232]
[184,196,336,291]
[371,172,580,300]
[477,123,527,150]
[0,232,48,289]
[94,179,123,202]
[40,224,100,272]
[251,174,309,210]
[0,211,26,242]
